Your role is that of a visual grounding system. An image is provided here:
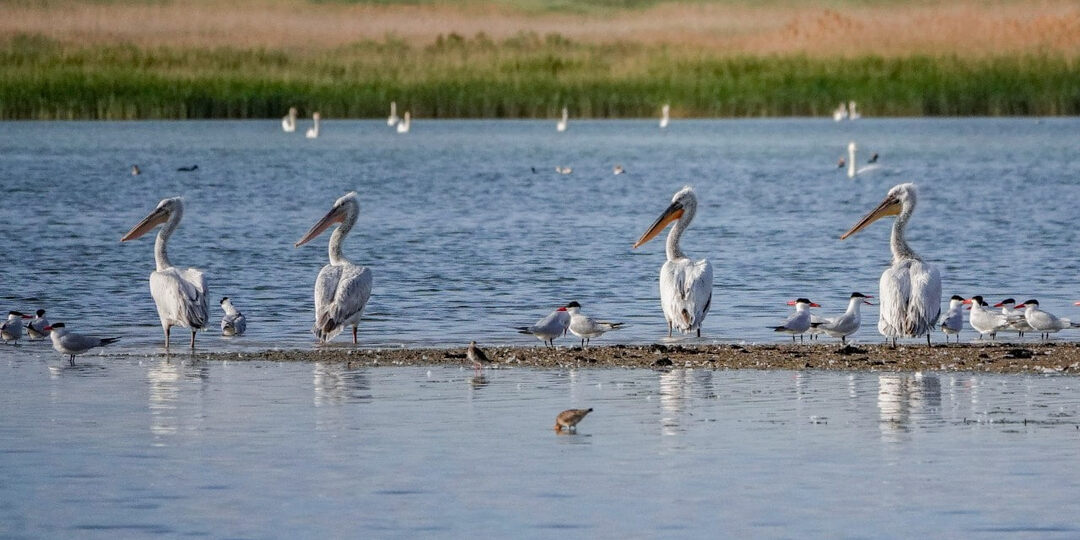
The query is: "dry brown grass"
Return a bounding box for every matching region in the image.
[3,0,1080,56]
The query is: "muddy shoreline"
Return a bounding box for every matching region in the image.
[197,343,1080,374]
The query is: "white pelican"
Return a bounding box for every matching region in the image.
[556,107,568,132]
[833,102,848,121]
[940,295,964,342]
[516,306,571,347]
[306,112,320,139]
[1015,299,1080,340]
[565,301,623,348]
[294,192,373,344]
[121,197,209,348]
[554,408,592,432]
[849,101,861,120]
[25,309,50,340]
[963,296,1012,340]
[1,311,32,344]
[770,298,820,342]
[282,107,297,132]
[387,101,399,126]
[994,298,1031,337]
[659,104,670,129]
[811,292,873,344]
[632,186,713,337]
[467,341,492,371]
[220,297,247,336]
[44,322,120,366]
[847,142,857,178]
[396,111,411,134]
[841,183,941,347]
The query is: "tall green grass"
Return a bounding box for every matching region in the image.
[1,33,1077,119]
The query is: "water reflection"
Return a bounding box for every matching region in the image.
[659,369,689,435]
[877,373,942,442]
[147,359,180,442]
[312,363,371,406]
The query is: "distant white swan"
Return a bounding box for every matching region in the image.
[556,107,568,132]
[397,111,411,134]
[306,112,320,139]
[833,102,848,122]
[849,101,861,120]
[387,101,399,126]
[282,107,297,132]
[659,104,670,129]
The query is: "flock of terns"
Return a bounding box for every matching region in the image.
[4,109,1079,373]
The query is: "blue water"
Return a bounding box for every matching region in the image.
[1,119,1079,351]
[1,361,1078,538]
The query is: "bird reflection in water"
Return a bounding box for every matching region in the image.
[877,373,942,442]
[313,362,371,406]
[659,369,689,436]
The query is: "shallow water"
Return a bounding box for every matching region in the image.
[1,359,1079,538]
[1,119,1079,351]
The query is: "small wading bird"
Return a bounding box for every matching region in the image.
[964,295,1013,340]
[632,186,713,337]
[121,197,209,349]
[565,302,624,348]
[556,107,568,132]
[220,297,246,336]
[2,311,33,344]
[25,309,50,340]
[554,408,592,432]
[516,306,571,347]
[467,341,492,372]
[1015,299,1080,340]
[282,106,297,133]
[295,192,372,344]
[771,298,820,342]
[44,323,120,366]
[940,295,965,343]
[810,292,874,345]
[396,111,411,134]
[841,183,941,347]
[387,101,399,127]
[306,112,320,139]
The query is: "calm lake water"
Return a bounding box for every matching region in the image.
[1,360,1079,538]
[1,119,1079,351]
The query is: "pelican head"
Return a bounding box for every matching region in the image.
[633,186,696,249]
[121,197,183,242]
[840,183,916,240]
[295,191,359,247]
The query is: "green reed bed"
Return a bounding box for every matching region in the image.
[1,33,1077,119]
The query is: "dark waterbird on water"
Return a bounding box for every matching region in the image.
[177,164,198,172]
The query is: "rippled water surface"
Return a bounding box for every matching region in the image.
[1,360,1079,538]
[2,119,1079,350]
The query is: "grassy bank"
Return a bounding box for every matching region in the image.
[2,33,1078,119]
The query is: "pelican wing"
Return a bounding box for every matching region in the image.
[313,263,372,341]
[150,267,208,330]
[660,258,713,333]
[879,260,940,338]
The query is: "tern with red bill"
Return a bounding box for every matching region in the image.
[841,183,941,347]
[632,186,713,338]
[121,197,209,349]
[810,292,874,344]
[516,306,571,347]
[565,301,624,348]
[295,192,372,344]
[45,323,120,366]
[1014,300,1080,340]
[770,298,820,342]
[1,311,33,344]
[25,309,50,340]
[940,295,965,342]
[993,298,1031,337]
[963,295,1013,340]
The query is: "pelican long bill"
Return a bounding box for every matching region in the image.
[295,206,345,247]
[121,206,169,242]
[840,194,901,240]
[633,201,683,248]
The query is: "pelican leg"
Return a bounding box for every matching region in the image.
[352,326,358,344]
[696,328,701,338]
[69,354,75,366]
[190,330,196,349]
[791,335,795,343]
[926,334,931,347]
[841,336,847,345]
[164,326,171,348]
[667,321,673,338]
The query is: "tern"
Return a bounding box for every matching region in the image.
[1,311,33,344]
[994,298,1031,337]
[565,301,624,348]
[841,183,941,347]
[770,298,820,342]
[940,295,965,342]
[964,295,1013,340]
[220,297,247,336]
[44,323,120,366]
[25,309,50,340]
[516,306,571,347]
[1015,299,1080,340]
[810,292,873,344]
